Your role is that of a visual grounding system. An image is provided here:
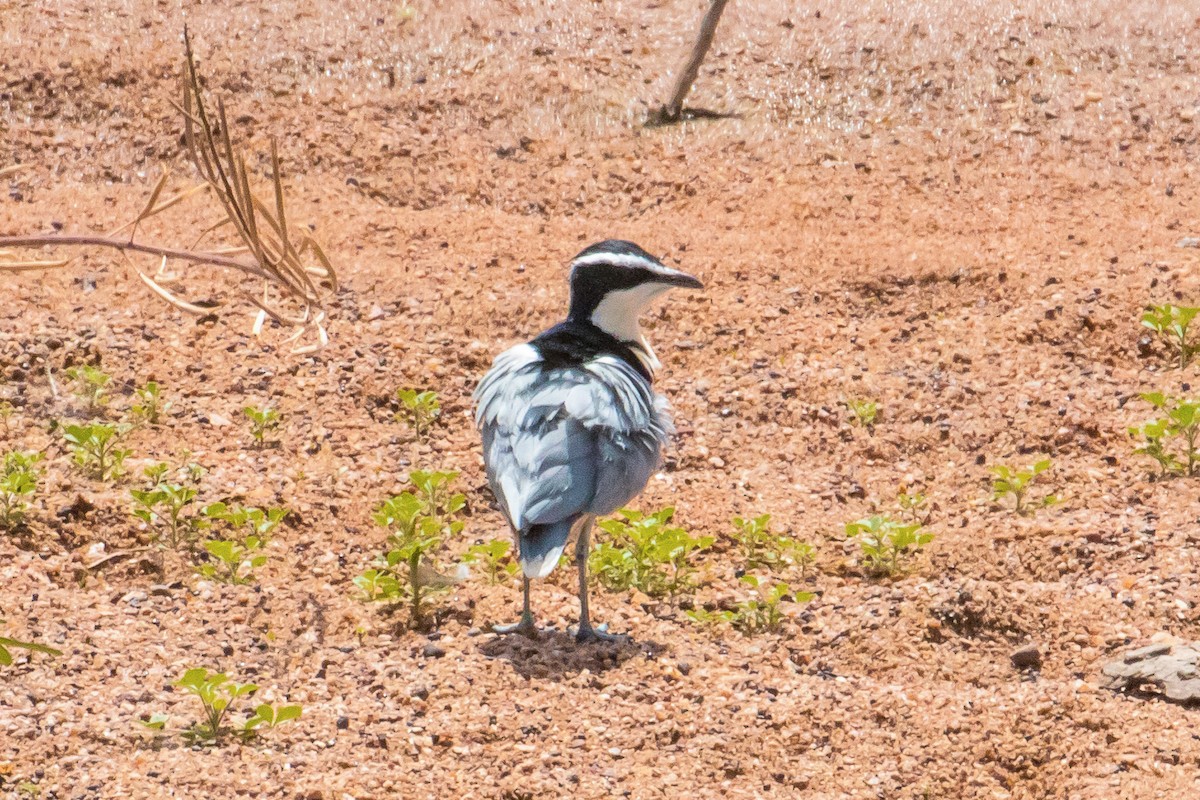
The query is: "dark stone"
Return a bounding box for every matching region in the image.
[1011,643,1042,669]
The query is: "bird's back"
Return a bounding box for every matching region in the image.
[474,326,673,577]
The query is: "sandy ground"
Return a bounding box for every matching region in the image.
[4,0,1200,797]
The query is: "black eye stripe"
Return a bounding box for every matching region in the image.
[576,263,658,290]
[568,263,662,320]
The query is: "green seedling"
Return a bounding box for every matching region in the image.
[142,667,301,745]
[63,423,130,480]
[355,473,467,627]
[845,397,879,428]
[845,514,934,578]
[196,536,268,585]
[1142,304,1199,369]
[64,365,111,410]
[243,406,281,447]
[590,507,713,599]
[395,389,440,439]
[1150,393,1200,476]
[730,513,815,573]
[688,576,812,635]
[1,451,41,531]
[0,621,61,666]
[143,461,170,486]
[1130,393,1200,477]
[990,458,1061,515]
[1129,418,1180,477]
[464,539,519,584]
[897,488,930,525]
[131,381,170,425]
[409,469,466,534]
[194,503,287,584]
[354,568,404,603]
[202,502,288,539]
[131,463,203,548]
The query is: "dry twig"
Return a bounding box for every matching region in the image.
[0,29,337,352]
[647,0,733,126]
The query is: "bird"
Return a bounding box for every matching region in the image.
[473,239,703,642]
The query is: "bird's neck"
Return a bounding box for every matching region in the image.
[567,296,661,377]
[569,284,667,377]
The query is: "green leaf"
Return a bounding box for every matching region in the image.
[245,703,275,729]
[275,704,302,724]
[141,713,170,730]
[1140,392,1168,409]
[178,667,210,689]
[205,540,237,562]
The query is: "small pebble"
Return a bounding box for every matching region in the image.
[1011,643,1042,669]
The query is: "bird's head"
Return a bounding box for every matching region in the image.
[567,240,702,358]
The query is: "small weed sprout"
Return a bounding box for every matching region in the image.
[64,365,111,411]
[0,621,61,666]
[1142,304,1199,369]
[1130,393,1200,477]
[0,400,14,435]
[990,458,1061,515]
[243,406,281,447]
[730,513,815,573]
[845,397,879,428]
[688,576,812,634]
[143,462,170,487]
[464,539,518,584]
[409,469,466,534]
[131,381,170,425]
[196,536,268,585]
[131,463,203,548]
[355,472,467,627]
[897,488,930,525]
[845,515,933,578]
[1152,393,1200,476]
[395,389,440,439]
[202,502,288,540]
[143,668,301,745]
[1,451,42,531]
[589,507,713,599]
[1129,418,1179,477]
[196,503,287,585]
[63,423,130,480]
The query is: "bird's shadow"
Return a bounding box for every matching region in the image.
[478,629,663,680]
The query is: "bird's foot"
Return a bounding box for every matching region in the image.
[492,613,538,639]
[572,621,628,645]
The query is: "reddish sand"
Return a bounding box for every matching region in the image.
[4,1,1200,797]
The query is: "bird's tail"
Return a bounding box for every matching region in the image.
[519,520,574,579]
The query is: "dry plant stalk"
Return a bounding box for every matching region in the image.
[0,29,337,353]
[648,0,731,126]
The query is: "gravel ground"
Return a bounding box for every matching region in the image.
[4,0,1200,797]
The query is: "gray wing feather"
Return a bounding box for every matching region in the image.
[474,347,672,532]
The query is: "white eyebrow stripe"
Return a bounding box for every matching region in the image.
[570,252,668,272]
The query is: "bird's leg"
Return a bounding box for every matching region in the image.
[573,518,626,644]
[492,575,537,638]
